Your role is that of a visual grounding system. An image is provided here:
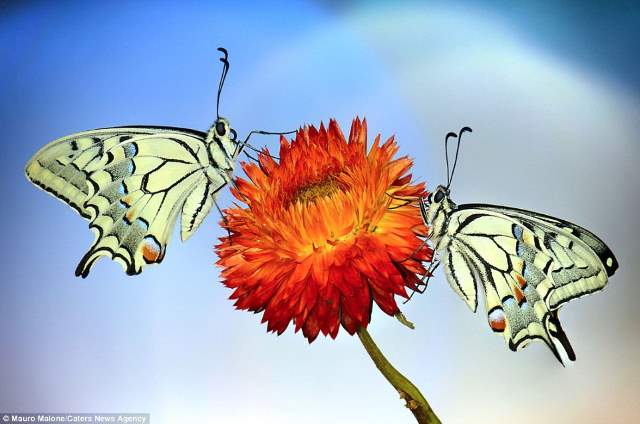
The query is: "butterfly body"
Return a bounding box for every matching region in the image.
[205,119,240,179]
[420,129,618,364]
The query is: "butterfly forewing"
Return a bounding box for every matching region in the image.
[26,129,140,218]
[461,204,619,277]
[26,126,228,277]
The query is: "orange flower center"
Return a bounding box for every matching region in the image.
[292,178,338,204]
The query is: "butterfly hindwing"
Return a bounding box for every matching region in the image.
[180,178,216,242]
[26,126,227,277]
[443,206,614,363]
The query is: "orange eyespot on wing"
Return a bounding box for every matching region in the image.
[488,307,506,332]
[142,235,162,263]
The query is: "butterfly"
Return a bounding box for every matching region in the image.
[25,48,291,278]
[417,127,618,364]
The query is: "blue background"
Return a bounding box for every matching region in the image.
[1,1,639,423]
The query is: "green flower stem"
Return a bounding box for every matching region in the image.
[357,327,441,424]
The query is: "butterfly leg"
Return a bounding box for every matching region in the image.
[213,198,232,240]
[385,192,415,210]
[419,260,441,290]
[229,179,250,202]
[242,151,260,163]
[400,238,429,263]
[404,260,440,304]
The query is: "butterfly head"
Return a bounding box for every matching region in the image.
[427,185,449,206]
[214,116,238,152]
[421,184,455,237]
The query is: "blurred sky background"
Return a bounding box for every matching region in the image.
[1,1,639,423]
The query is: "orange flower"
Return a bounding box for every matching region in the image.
[216,118,432,342]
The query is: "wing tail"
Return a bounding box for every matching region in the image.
[547,311,576,363]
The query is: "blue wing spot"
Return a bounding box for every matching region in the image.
[125,143,138,158]
[137,218,149,231]
[503,297,516,308]
[512,224,523,240]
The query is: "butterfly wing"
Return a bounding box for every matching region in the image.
[25,126,207,217]
[442,205,615,363]
[26,126,220,277]
[461,204,619,279]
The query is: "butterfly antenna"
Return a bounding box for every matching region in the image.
[444,131,458,187]
[216,47,230,120]
[447,126,472,190]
